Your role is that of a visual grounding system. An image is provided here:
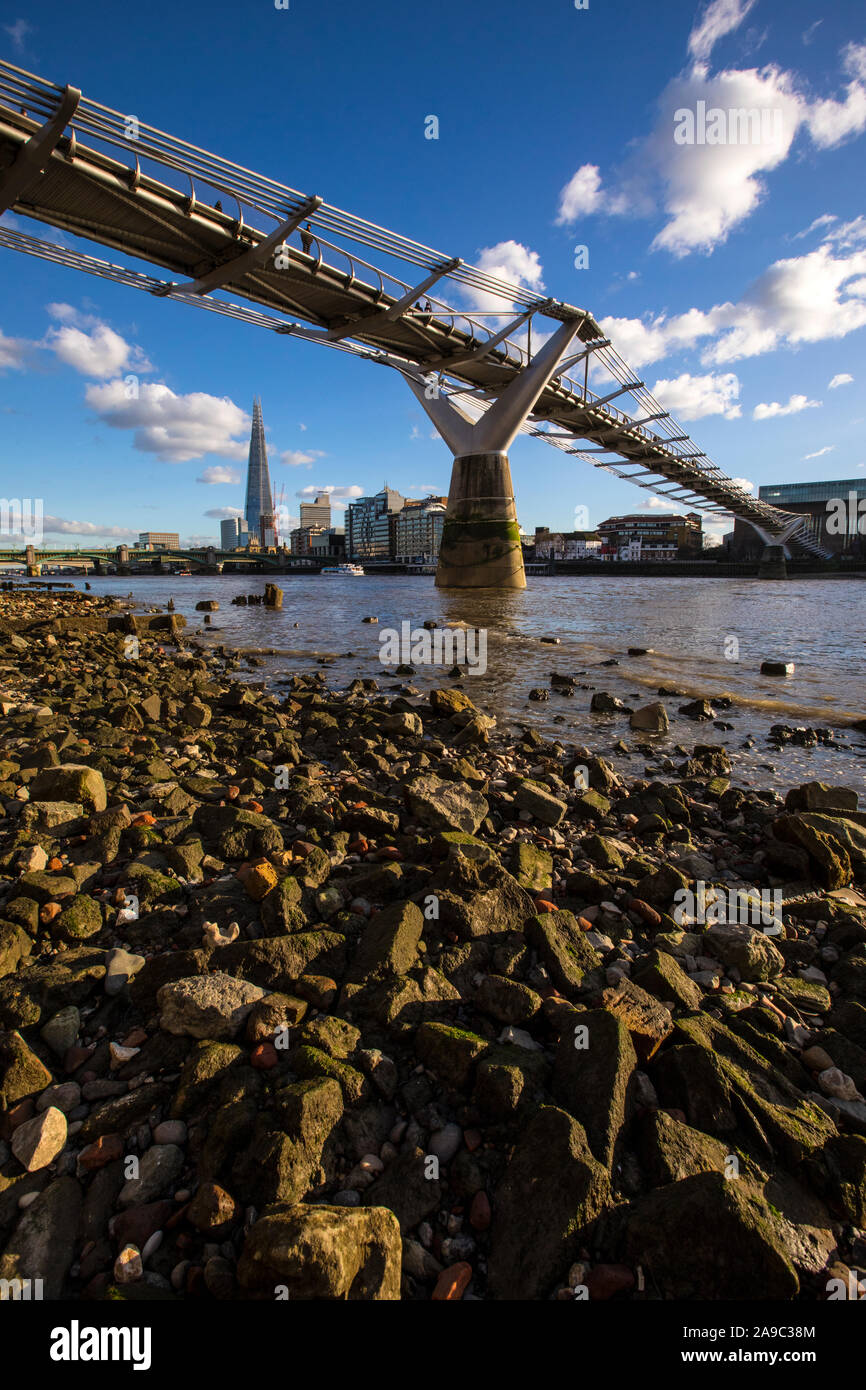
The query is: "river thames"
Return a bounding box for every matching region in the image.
[62,571,866,794]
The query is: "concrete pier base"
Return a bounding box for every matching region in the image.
[758,544,788,579]
[436,452,525,589]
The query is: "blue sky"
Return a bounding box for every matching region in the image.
[1,0,864,546]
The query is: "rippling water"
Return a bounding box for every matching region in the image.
[66,572,866,794]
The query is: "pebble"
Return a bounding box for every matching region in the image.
[428,1124,462,1165]
[105,947,146,995]
[432,1262,473,1300]
[11,1106,67,1171]
[152,1120,188,1145]
[114,1245,143,1284]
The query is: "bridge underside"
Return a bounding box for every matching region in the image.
[0,61,830,586]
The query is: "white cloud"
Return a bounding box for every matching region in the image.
[556,42,866,258]
[805,43,866,148]
[803,445,836,459]
[649,370,741,419]
[203,506,243,519]
[44,311,151,379]
[463,240,545,319]
[730,476,755,492]
[555,165,630,224]
[0,328,28,371]
[637,495,685,511]
[281,449,326,466]
[84,381,250,462]
[824,216,866,249]
[687,0,756,64]
[3,18,32,50]
[41,515,138,539]
[828,373,853,389]
[752,393,821,419]
[197,465,242,484]
[598,237,866,372]
[791,213,837,240]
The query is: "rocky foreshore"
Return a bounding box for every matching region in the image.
[0,587,865,1302]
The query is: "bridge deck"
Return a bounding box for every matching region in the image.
[0,61,808,538]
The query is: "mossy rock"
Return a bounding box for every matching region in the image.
[512,843,553,892]
[54,894,103,941]
[415,1021,489,1089]
[290,1044,367,1104]
[171,1041,244,1118]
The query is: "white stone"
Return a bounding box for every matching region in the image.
[11,1106,68,1171]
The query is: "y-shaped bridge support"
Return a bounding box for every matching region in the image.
[401,317,583,588]
[749,516,807,580]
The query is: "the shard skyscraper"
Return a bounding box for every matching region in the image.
[244,397,276,546]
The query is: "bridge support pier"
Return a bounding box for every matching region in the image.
[436,452,523,587]
[759,544,788,580]
[400,316,583,589]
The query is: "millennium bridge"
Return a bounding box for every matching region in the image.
[0,60,830,587]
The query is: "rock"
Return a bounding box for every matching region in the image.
[785,783,859,816]
[488,1105,610,1299]
[105,948,146,996]
[363,1146,442,1234]
[632,948,704,1011]
[0,1175,82,1298]
[637,1108,731,1186]
[415,1023,488,1090]
[237,1203,401,1299]
[818,1067,863,1102]
[40,1005,80,1058]
[761,661,794,676]
[591,692,627,713]
[157,973,267,1040]
[703,924,785,982]
[36,1081,80,1115]
[405,774,488,835]
[591,978,673,1062]
[429,688,476,718]
[525,910,602,995]
[11,1106,67,1171]
[513,780,567,827]
[432,1262,473,1300]
[118,1143,185,1207]
[772,814,852,890]
[1,1031,54,1104]
[475,974,541,1025]
[347,900,423,984]
[114,1245,143,1283]
[29,764,107,813]
[629,703,668,733]
[513,844,553,893]
[429,1123,462,1166]
[187,1181,238,1230]
[553,1010,636,1169]
[622,1171,798,1298]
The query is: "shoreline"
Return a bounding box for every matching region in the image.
[0,586,865,1303]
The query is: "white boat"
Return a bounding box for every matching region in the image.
[321,563,365,575]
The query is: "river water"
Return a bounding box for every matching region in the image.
[62,572,866,795]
